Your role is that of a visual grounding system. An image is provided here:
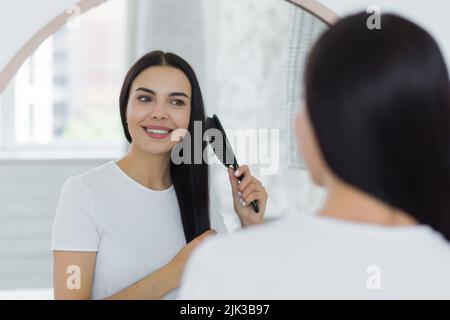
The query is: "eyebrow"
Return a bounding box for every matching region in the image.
[135,87,189,99]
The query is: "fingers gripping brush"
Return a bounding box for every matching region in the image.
[205,114,260,213]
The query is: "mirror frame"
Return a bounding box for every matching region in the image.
[286,0,338,25]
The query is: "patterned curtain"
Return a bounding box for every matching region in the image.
[285,5,328,169]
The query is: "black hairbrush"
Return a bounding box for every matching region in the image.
[205,114,260,213]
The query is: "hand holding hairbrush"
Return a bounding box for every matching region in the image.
[205,114,268,218]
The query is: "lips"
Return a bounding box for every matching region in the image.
[141,125,174,139]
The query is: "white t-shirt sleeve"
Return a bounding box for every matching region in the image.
[51,176,100,252]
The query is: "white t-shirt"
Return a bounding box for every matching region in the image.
[179,213,450,299]
[51,160,227,300]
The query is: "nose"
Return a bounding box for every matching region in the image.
[150,101,168,120]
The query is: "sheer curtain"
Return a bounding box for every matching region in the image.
[286,6,328,169]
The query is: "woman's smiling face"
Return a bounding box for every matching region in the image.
[125,66,192,155]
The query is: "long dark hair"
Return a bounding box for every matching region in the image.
[306,13,450,239]
[119,50,210,243]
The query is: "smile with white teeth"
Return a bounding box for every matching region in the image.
[146,128,170,134]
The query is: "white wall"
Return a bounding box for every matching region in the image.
[0,158,112,289]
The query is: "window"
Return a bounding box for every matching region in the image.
[0,0,128,157]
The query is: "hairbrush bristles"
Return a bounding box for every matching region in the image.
[205,115,238,168]
[204,114,260,213]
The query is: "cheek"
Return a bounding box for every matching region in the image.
[295,110,325,185]
[171,106,191,129]
[125,102,150,143]
[126,102,145,123]
[294,110,307,155]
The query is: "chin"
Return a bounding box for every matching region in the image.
[138,140,173,156]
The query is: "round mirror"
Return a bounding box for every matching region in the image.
[0,0,331,298]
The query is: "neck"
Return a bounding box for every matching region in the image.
[319,175,418,227]
[116,144,172,190]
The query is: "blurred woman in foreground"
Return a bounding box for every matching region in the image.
[179,12,450,299]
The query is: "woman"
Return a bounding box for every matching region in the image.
[179,13,450,299]
[52,51,268,299]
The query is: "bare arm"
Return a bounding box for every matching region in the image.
[105,263,178,300]
[53,251,97,300]
[53,230,216,300]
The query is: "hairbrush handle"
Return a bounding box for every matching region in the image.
[235,168,260,213]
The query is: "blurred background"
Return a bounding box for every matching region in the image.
[0,0,449,299]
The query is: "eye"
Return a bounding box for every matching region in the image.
[170,99,185,107]
[137,95,152,103]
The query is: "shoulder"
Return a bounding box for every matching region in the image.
[186,214,325,278]
[52,165,109,251]
[193,217,295,266]
[179,217,297,298]
[62,161,115,193]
